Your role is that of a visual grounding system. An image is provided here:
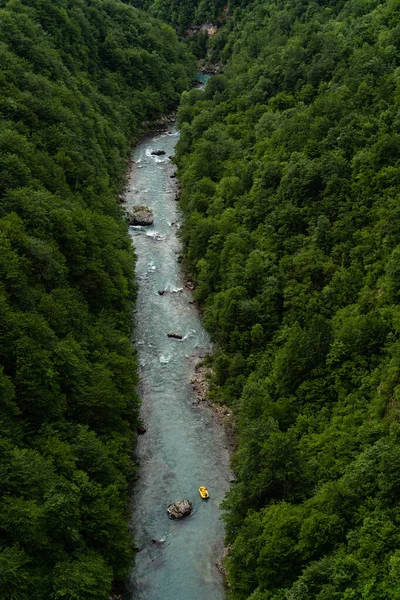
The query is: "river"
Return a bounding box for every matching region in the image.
[126,94,232,600]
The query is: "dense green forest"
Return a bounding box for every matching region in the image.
[0,0,193,598]
[127,0,249,35]
[174,0,400,597]
[128,0,227,32]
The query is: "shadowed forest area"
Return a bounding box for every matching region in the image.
[0,0,193,597]
[173,0,400,597]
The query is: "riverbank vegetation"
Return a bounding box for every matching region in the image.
[175,0,400,597]
[0,0,193,598]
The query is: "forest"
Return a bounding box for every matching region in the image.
[127,0,227,32]
[174,0,400,598]
[0,0,193,598]
[4,0,400,597]
[127,0,249,35]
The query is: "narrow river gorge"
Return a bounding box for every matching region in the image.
[126,89,232,600]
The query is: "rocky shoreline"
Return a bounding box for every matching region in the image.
[190,359,236,452]
[215,545,231,579]
[197,63,223,75]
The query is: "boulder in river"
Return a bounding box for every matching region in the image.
[167,500,193,520]
[127,206,154,226]
[167,332,183,340]
[151,149,166,156]
[137,425,147,435]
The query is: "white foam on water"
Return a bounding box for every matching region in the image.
[179,329,196,342]
[146,231,166,241]
[159,354,171,364]
[145,148,168,163]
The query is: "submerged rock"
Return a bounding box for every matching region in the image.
[167,500,192,520]
[127,206,154,226]
[167,332,183,339]
[151,149,166,156]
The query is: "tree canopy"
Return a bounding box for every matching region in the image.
[0,0,193,597]
[175,0,400,597]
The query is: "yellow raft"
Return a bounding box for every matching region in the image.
[199,486,209,499]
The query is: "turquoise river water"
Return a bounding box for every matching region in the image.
[126,103,232,598]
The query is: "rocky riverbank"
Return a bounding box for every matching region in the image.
[190,360,236,452]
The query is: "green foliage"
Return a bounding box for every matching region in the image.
[175,0,400,597]
[129,0,226,32]
[0,0,193,598]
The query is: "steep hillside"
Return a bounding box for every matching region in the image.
[128,0,251,34]
[0,1,193,598]
[175,0,400,597]
[128,0,227,31]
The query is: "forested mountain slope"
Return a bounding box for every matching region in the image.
[128,0,249,34]
[175,0,400,597]
[0,0,193,598]
[128,0,227,31]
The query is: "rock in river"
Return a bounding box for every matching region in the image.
[151,149,166,156]
[167,332,183,339]
[127,205,154,226]
[167,500,193,520]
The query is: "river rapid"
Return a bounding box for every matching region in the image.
[126,89,232,599]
